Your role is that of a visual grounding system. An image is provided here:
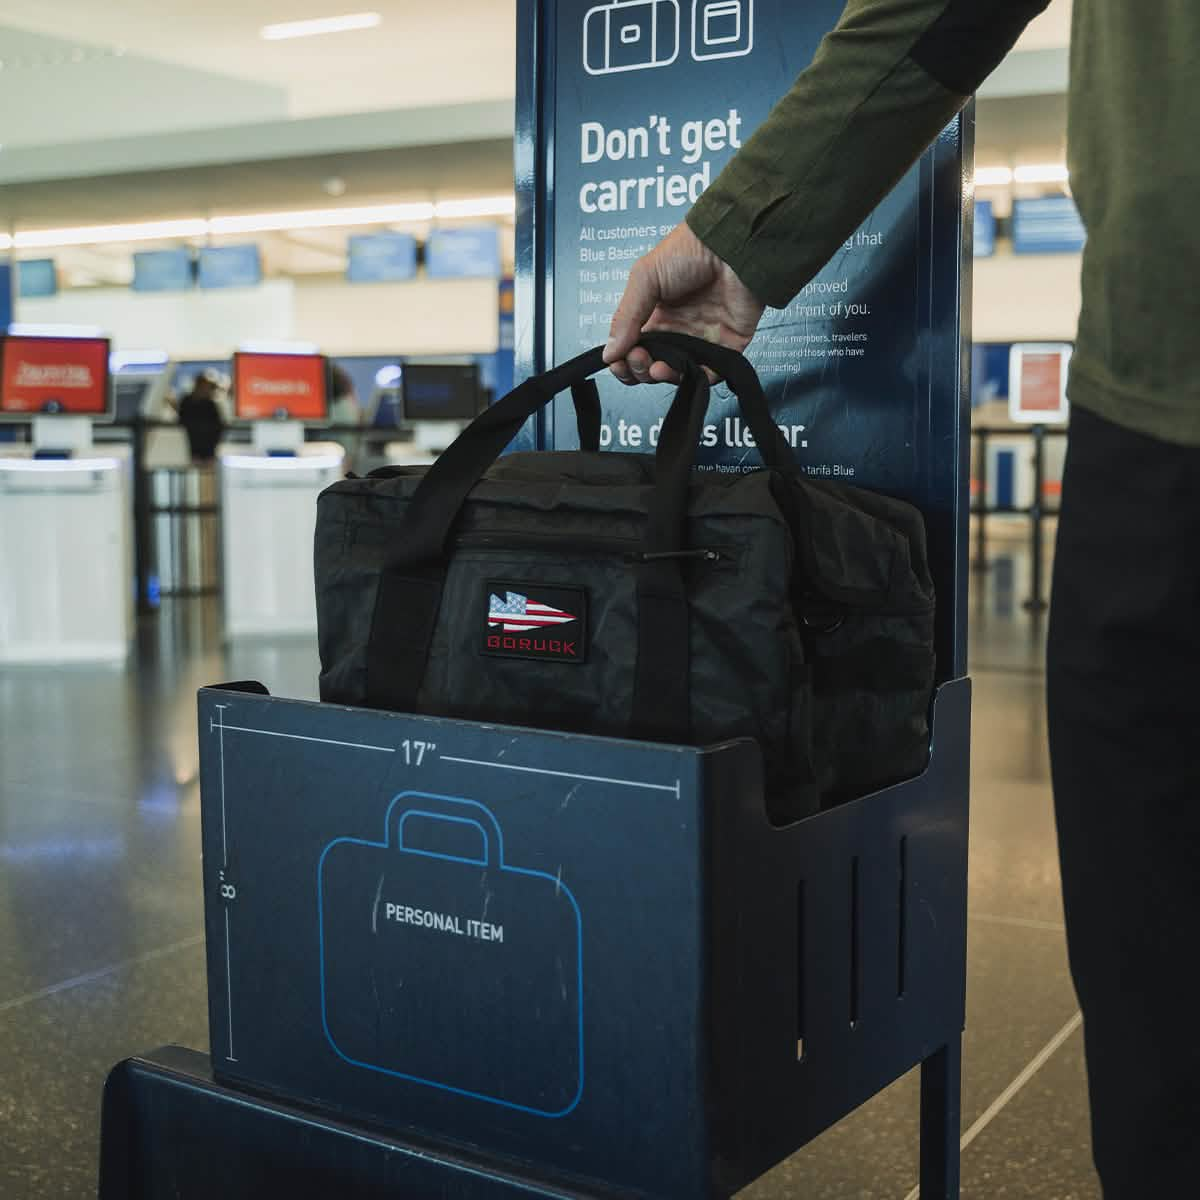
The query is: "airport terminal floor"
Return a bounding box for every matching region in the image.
[0,534,1101,1200]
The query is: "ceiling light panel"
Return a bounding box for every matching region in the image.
[14,218,209,250]
[6,196,518,251]
[433,196,517,220]
[260,12,382,41]
[975,166,1015,187]
[208,202,436,236]
[1013,163,1070,184]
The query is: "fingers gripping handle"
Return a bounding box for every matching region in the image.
[633,332,796,472]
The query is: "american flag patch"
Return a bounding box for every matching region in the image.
[483,582,587,663]
[488,591,577,634]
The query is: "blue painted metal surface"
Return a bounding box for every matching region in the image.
[100,678,969,1197]
[100,1047,610,1199]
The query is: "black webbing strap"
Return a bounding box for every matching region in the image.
[632,560,691,740]
[571,380,602,452]
[629,366,710,741]
[638,332,795,472]
[363,348,608,712]
[365,564,444,712]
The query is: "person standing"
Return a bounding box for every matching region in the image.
[176,372,225,464]
[604,3,1200,1195]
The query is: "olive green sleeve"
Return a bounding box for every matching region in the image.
[687,0,1048,309]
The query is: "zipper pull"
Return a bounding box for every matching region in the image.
[637,549,721,563]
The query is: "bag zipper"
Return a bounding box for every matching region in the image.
[453,530,726,564]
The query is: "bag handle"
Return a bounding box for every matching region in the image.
[571,379,602,452]
[364,335,791,740]
[388,792,503,867]
[386,333,792,567]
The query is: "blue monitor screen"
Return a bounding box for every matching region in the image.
[1012,196,1086,255]
[425,227,502,279]
[347,233,418,283]
[134,248,194,292]
[974,200,996,259]
[402,363,481,421]
[198,244,262,289]
[18,259,58,298]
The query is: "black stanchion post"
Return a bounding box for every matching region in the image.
[1023,424,1048,613]
[971,428,990,572]
[130,416,155,616]
[920,1039,963,1199]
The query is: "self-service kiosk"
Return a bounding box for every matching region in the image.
[0,333,133,663]
[219,351,344,638]
[383,360,485,467]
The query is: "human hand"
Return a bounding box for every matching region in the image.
[602,221,766,385]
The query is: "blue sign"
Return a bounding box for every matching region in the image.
[425,227,502,279]
[1012,195,1086,255]
[974,200,996,259]
[18,259,58,298]
[519,0,970,675]
[347,232,418,283]
[971,342,1012,406]
[493,277,516,399]
[198,244,263,289]
[0,261,11,440]
[133,248,194,292]
[199,687,709,1198]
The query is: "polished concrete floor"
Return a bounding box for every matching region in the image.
[0,530,1099,1199]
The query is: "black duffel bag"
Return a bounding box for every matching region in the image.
[316,334,935,821]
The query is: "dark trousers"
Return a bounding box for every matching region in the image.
[1047,405,1200,1197]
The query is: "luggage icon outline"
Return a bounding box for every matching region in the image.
[317,791,585,1118]
[691,0,753,61]
[583,0,681,75]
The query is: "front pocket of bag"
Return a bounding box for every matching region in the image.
[418,542,732,737]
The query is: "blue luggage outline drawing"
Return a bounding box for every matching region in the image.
[317,790,585,1118]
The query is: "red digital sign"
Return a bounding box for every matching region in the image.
[1019,352,1066,412]
[1009,344,1072,424]
[0,336,111,416]
[234,353,329,421]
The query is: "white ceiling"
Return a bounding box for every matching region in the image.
[0,0,1067,147]
[0,0,1072,237]
[0,1,516,137]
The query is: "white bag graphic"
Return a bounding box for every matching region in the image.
[692,0,753,60]
[584,0,681,74]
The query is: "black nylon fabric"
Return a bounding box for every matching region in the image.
[315,342,936,821]
[317,461,935,821]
